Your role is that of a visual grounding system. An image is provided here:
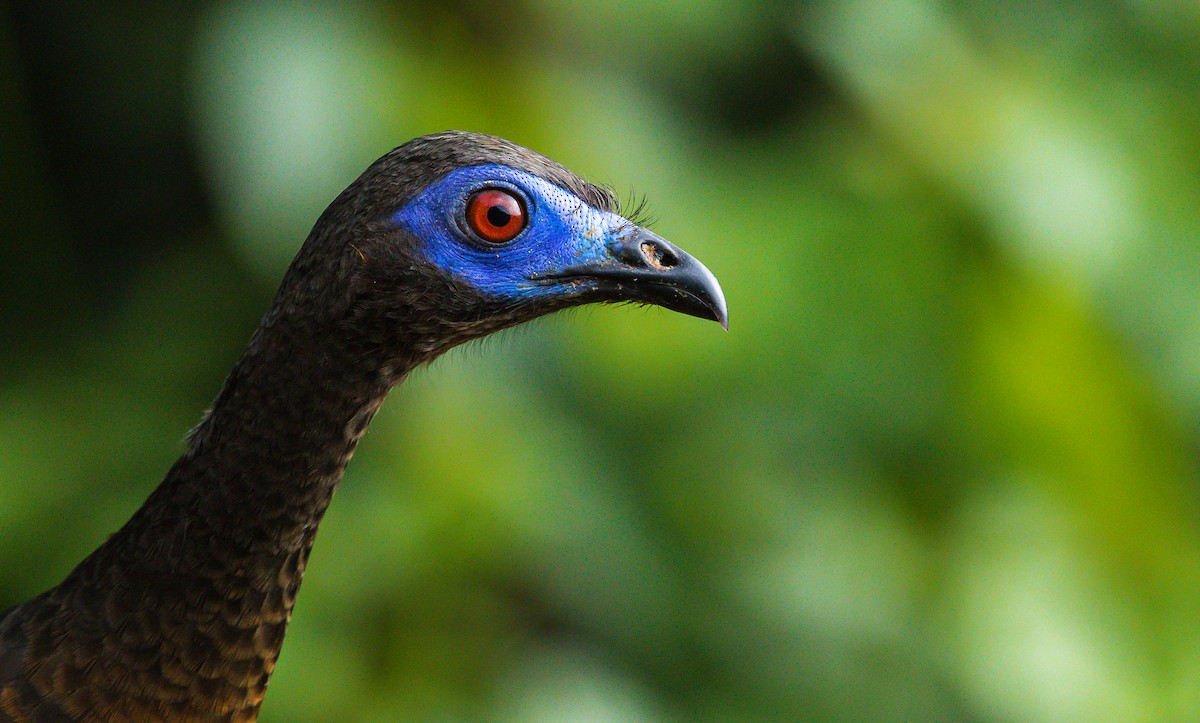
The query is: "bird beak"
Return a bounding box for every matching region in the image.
[543,228,729,329]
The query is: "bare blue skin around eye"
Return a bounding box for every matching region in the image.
[392,164,631,300]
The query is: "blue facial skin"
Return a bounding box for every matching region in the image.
[392,164,633,301]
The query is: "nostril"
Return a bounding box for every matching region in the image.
[640,240,681,270]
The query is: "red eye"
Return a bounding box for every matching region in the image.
[466,189,526,244]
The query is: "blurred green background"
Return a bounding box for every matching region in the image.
[3,1,1200,720]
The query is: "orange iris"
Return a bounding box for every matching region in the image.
[466,189,526,243]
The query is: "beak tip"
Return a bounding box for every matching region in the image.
[705,273,728,332]
[710,296,729,331]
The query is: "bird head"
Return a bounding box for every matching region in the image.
[294,131,726,363]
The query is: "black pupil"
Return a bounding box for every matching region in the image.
[486,204,511,228]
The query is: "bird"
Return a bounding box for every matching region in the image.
[0,131,726,722]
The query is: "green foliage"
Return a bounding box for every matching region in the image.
[2,1,1200,720]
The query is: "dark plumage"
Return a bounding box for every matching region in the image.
[0,131,725,722]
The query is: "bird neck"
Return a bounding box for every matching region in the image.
[167,314,397,556]
[146,300,415,583]
[35,305,414,720]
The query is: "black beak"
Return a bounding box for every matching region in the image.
[544,228,728,329]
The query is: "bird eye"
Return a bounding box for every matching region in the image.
[466,188,526,244]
